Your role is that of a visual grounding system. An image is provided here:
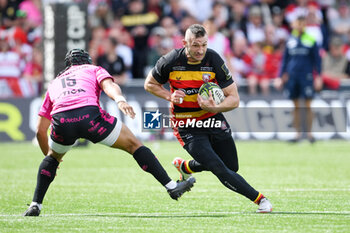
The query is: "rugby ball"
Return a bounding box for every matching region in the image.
[198,82,225,105]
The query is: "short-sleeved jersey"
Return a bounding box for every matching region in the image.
[39,64,112,120]
[152,48,233,120]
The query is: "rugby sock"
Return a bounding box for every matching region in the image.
[253,192,265,205]
[32,156,59,203]
[182,160,207,173]
[133,146,172,186]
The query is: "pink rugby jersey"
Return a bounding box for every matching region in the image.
[39,65,112,120]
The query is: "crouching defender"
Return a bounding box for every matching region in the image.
[23,49,195,216]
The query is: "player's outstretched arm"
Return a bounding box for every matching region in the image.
[100,78,135,119]
[36,116,51,155]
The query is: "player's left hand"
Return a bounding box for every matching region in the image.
[197,91,218,113]
[118,101,136,119]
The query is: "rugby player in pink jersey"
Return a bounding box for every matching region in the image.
[23,49,195,216]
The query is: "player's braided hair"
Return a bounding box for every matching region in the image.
[64,49,92,67]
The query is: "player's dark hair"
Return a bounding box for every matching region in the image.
[64,49,92,68]
[188,24,207,38]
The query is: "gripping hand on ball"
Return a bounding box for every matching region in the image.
[198,91,218,113]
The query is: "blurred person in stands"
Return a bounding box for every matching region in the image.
[18,0,42,45]
[121,0,158,78]
[97,37,128,85]
[88,0,113,29]
[285,0,322,25]
[159,16,183,49]
[271,6,289,44]
[0,32,25,97]
[275,16,322,143]
[88,26,107,64]
[179,14,198,36]
[203,16,234,80]
[245,42,268,95]
[0,0,20,28]
[211,1,229,30]
[321,36,350,90]
[179,0,213,23]
[10,10,33,63]
[328,1,350,43]
[108,19,134,79]
[163,0,187,25]
[22,45,43,95]
[146,36,174,71]
[227,0,248,41]
[229,35,251,85]
[245,5,266,44]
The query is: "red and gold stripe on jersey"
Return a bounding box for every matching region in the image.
[169,70,218,120]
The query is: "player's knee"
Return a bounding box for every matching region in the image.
[207,161,228,176]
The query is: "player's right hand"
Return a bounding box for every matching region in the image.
[118,102,136,119]
[170,90,186,104]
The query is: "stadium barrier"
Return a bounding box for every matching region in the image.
[1,85,349,142]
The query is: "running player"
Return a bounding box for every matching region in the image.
[23,49,195,216]
[144,24,272,213]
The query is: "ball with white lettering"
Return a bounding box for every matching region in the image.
[198,82,225,105]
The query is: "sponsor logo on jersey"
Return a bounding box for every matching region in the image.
[202,73,211,82]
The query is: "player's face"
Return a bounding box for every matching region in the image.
[185,35,208,62]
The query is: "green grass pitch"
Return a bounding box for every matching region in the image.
[0,140,349,232]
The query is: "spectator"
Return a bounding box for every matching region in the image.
[203,16,234,77]
[0,0,20,28]
[271,6,289,43]
[284,0,322,25]
[245,5,266,44]
[179,0,213,23]
[146,36,174,73]
[321,36,350,89]
[147,26,166,49]
[121,0,158,78]
[109,19,134,79]
[97,37,128,85]
[19,0,42,28]
[22,45,43,96]
[229,35,251,85]
[159,16,183,49]
[328,1,350,42]
[227,0,248,39]
[210,1,229,30]
[88,1,114,29]
[163,0,187,25]
[179,14,198,36]
[89,26,107,64]
[246,42,268,95]
[0,34,25,97]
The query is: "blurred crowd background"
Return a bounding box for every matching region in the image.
[0,0,350,98]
